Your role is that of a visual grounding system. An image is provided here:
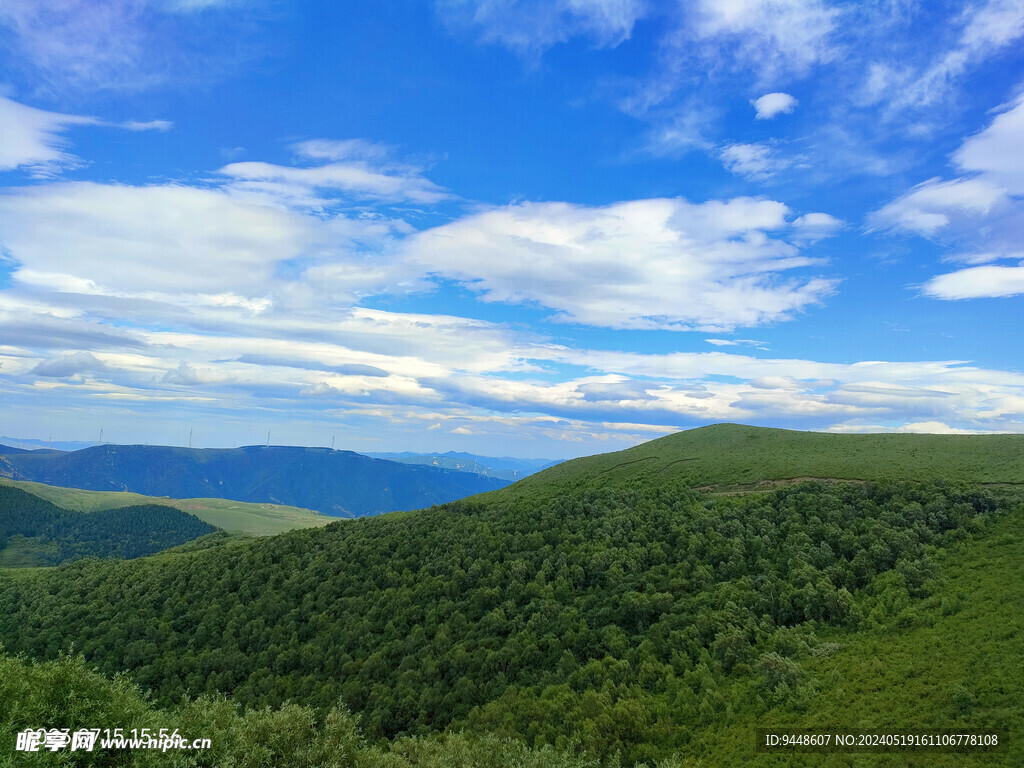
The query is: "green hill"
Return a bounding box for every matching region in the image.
[517,423,1024,492]
[0,425,1021,765]
[2,500,1018,766]
[0,477,330,536]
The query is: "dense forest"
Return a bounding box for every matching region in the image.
[0,487,217,566]
[2,474,1017,763]
[0,650,596,768]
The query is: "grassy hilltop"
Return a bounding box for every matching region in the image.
[518,423,1024,491]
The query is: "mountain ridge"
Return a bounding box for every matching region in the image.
[0,443,510,517]
[366,450,561,481]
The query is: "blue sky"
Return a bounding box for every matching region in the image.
[1,0,1023,458]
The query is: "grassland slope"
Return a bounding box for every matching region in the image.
[511,423,1024,494]
[0,477,330,536]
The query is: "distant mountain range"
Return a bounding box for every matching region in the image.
[0,436,99,452]
[0,444,510,517]
[365,450,561,481]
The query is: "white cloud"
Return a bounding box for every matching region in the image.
[953,93,1024,194]
[752,92,798,119]
[922,263,1024,300]
[436,0,645,56]
[31,351,107,377]
[6,277,1024,443]
[162,361,231,386]
[136,307,537,378]
[625,2,831,162]
[873,177,1007,236]
[791,212,844,241]
[405,197,836,331]
[826,421,997,435]
[0,0,151,90]
[0,182,318,295]
[217,137,451,208]
[118,119,173,132]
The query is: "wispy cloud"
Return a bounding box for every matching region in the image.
[436,0,645,57]
[873,177,1006,236]
[0,0,271,93]
[705,338,768,349]
[234,354,390,378]
[689,0,840,83]
[0,95,92,174]
[862,0,1024,112]
[219,159,450,205]
[719,142,787,180]
[0,95,172,175]
[217,137,452,208]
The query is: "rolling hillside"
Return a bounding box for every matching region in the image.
[689,506,1024,765]
[0,444,510,517]
[1,425,1021,764]
[0,477,330,537]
